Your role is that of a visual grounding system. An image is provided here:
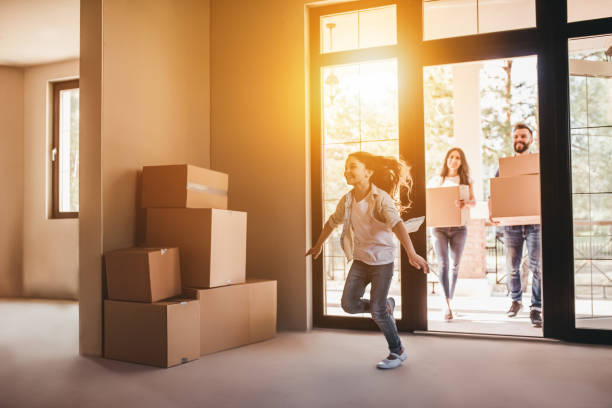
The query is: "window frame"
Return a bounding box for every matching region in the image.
[52,79,80,219]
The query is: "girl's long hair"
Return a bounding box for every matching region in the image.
[348,151,413,210]
[440,147,470,186]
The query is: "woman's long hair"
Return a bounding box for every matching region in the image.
[347,151,413,210]
[440,147,470,186]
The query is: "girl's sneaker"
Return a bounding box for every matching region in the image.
[376,348,407,369]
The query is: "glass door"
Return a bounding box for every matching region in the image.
[569,34,612,331]
[310,1,406,329]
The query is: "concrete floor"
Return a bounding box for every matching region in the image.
[1,299,612,408]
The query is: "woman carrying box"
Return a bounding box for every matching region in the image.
[428,148,475,321]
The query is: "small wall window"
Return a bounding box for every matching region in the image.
[52,79,79,219]
[423,0,536,41]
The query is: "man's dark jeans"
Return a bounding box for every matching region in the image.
[503,224,542,310]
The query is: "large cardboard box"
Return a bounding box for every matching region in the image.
[499,153,540,177]
[104,298,200,368]
[184,280,277,356]
[105,247,181,302]
[490,174,541,225]
[142,164,228,209]
[145,208,247,288]
[426,185,470,227]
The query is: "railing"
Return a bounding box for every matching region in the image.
[323,226,612,300]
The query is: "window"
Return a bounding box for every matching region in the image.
[52,79,79,219]
[321,5,397,53]
[311,3,403,323]
[423,0,536,41]
[569,36,612,329]
[568,0,612,23]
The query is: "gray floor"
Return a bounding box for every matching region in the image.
[1,299,612,408]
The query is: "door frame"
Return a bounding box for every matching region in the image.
[309,0,612,344]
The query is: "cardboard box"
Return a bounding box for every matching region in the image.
[142,164,228,209]
[490,174,541,225]
[104,298,200,368]
[145,208,247,288]
[105,247,181,302]
[426,185,469,227]
[499,153,540,177]
[184,280,277,356]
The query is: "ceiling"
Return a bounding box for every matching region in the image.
[0,0,79,67]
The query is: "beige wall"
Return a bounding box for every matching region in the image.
[22,60,80,300]
[211,0,317,330]
[80,0,211,356]
[0,67,24,297]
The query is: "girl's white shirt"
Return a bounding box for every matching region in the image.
[326,184,402,263]
[351,196,396,265]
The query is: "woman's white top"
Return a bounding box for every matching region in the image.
[350,196,396,265]
[427,175,468,187]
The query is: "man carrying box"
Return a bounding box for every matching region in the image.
[490,123,543,328]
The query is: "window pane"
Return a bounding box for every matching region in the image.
[571,132,589,194]
[321,12,358,54]
[570,36,612,329]
[587,77,612,128]
[423,0,536,41]
[478,0,536,34]
[568,0,612,22]
[423,0,477,41]
[570,76,587,129]
[322,65,360,144]
[589,135,612,193]
[359,59,398,141]
[358,6,397,49]
[59,88,79,213]
[321,5,397,54]
[320,58,401,318]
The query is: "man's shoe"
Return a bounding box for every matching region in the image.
[530,309,543,327]
[376,348,407,369]
[386,297,395,317]
[507,301,523,317]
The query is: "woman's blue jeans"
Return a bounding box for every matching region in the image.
[341,260,402,354]
[503,225,542,310]
[432,226,468,300]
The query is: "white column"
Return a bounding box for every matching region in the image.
[453,63,484,204]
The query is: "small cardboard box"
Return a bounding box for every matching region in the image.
[490,174,541,225]
[145,208,247,288]
[184,280,277,356]
[104,298,200,368]
[426,185,470,227]
[105,247,181,302]
[499,153,540,178]
[141,164,228,209]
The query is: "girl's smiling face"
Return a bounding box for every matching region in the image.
[344,156,373,186]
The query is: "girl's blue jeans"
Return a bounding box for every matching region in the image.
[341,260,402,354]
[432,226,468,300]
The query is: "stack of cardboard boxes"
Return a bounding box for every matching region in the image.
[103,164,277,368]
[490,154,541,225]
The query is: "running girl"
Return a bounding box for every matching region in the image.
[306,151,429,369]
